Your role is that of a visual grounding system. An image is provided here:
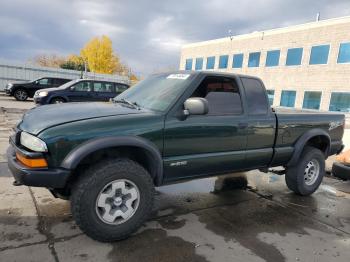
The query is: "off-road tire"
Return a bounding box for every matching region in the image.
[50,97,66,104]
[14,89,28,101]
[285,146,325,196]
[71,158,154,242]
[332,162,350,180]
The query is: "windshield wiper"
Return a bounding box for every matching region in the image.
[114,98,140,109]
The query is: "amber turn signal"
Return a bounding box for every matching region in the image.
[16,152,48,168]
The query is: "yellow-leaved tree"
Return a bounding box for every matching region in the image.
[81,35,119,74]
[31,35,139,80]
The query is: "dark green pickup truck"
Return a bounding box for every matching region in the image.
[7,71,345,242]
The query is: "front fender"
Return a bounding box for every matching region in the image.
[61,136,163,185]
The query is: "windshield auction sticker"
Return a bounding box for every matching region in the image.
[167,74,190,80]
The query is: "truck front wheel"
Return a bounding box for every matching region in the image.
[285,146,325,196]
[71,158,154,242]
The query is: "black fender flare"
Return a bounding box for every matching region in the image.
[61,136,163,186]
[287,128,330,167]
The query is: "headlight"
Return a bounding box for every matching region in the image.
[20,132,48,152]
[37,91,48,97]
[6,83,13,89]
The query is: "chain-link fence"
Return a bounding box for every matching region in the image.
[0,60,130,91]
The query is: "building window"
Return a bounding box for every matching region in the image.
[266,90,275,105]
[280,90,296,107]
[185,59,193,70]
[337,43,350,63]
[265,50,280,67]
[195,58,203,70]
[303,91,321,109]
[309,45,330,65]
[286,48,303,66]
[232,54,244,68]
[329,92,350,112]
[206,56,215,69]
[219,55,229,69]
[248,52,261,67]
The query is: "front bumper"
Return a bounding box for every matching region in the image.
[33,95,49,105]
[330,141,344,156]
[7,140,70,188]
[4,88,12,95]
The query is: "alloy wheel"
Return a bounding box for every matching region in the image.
[304,159,320,186]
[95,179,140,225]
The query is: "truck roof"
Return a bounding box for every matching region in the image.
[161,70,262,80]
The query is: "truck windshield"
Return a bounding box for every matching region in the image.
[114,73,193,112]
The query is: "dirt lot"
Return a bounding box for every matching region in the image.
[0,94,350,262]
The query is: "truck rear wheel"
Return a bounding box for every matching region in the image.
[285,146,325,196]
[71,158,154,242]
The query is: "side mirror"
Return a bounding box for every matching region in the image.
[184,97,209,116]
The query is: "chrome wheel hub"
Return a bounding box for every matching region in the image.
[113,197,123,206]
[95,179,140,225]
[304,159,320,186]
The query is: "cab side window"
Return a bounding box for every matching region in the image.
[94,82,115,93]
[53,78,67,86]
[72,81,92,92]
[191,76,243,115]
[38,78,50,85]
[241,77,268,115]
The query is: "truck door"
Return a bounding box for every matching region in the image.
[163,76,248,182]
[240,77,276,168]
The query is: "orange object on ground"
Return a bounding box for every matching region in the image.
[335,149,350,164]
[16,152,48,168]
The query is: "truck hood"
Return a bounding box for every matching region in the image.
[19,102,149,135]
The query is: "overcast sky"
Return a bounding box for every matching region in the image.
[0,0,349,76]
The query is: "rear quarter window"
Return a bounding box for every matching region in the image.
[241,77,268,115]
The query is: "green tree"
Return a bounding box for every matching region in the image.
[60,55,87,71]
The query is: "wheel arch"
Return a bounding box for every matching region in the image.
[287,128,330,167]
[13,86,27,94]
[49,96,67,103]
[61,136,163,186]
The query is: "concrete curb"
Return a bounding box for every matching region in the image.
[0,107,27,114]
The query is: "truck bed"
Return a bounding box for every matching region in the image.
[270,106,345,166]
